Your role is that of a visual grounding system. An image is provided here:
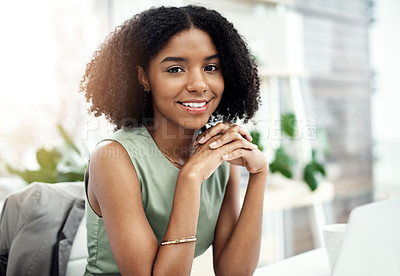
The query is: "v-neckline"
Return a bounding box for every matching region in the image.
[141,126,182,171]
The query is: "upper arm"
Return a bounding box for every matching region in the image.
[88,141,159,275]
[212,164,241,269]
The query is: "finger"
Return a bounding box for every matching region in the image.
[230,124,253,142]
[209,130,241,149]
[194,123,252,146]
[222,148,250,161]
[217,139,258,155]
[209,127,255,149]
[193,122,230,146]
[232,125,253,142]
[218,124,252,142]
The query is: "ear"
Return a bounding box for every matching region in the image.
[136,66,150,92]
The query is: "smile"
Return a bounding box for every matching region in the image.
[181,102,207,108]
[177,99,212,114]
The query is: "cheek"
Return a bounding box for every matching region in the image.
[220,82,225,95]
[214,77,225,96]
[208,73,224,92]
[151,76,183,98]
[150,84,175,102]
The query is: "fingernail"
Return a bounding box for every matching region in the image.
[209,141,218,148]
[199,136,205,144]
[252,144,258,149]
[222,154,229,160]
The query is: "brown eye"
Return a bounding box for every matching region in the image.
[204,65,218,72]
[167,67,184,73]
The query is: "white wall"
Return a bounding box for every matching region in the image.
[370,0,400,142]
[370,0,400,194]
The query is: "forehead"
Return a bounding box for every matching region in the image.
[154,28,218,61]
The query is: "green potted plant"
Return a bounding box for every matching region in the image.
[251,112,326,191]
[4,124,86,184]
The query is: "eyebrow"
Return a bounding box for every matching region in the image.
[160,54,219,64]
[205,54,219,61]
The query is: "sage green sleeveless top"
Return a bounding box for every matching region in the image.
[84,127,230,275]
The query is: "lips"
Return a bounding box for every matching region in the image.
[177,99,211,114]
[180,102,207,108]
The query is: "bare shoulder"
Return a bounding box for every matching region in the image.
[89,140,134,175]
[87,140,158,273]
[91,140,130,160]
[88,140,140,217]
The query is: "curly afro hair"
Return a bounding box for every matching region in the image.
[80,5,260,129]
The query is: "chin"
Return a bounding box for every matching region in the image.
[180,117,210,130]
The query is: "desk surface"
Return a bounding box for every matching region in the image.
[254,248,330,276]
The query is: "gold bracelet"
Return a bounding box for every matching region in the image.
[160,235,198,246]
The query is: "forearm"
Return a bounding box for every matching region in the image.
[215,171,267,276]
[152,169,202,276]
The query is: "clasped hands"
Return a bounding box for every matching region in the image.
[184,122,268,181]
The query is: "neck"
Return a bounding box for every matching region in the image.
[145,118,198,164]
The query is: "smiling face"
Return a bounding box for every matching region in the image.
[137,28,224,131]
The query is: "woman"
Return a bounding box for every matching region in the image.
[80,5,268,276]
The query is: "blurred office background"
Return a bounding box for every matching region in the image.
[0,0,399,272]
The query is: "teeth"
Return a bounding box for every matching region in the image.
[181,102,207,108]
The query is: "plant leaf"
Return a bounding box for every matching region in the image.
[6,164,28,182]
[57,124,81,154]
[303,164,318,191]
[281,113,296,138]
[314,162,326,177]
[57,171,85,182]
[6,165,57,184]
[269,147,294,178]
[36,148,61,171]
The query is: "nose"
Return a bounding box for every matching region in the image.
[185,70,208,93]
